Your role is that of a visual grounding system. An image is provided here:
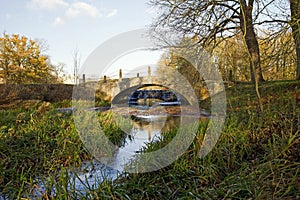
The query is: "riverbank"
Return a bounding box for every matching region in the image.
[103,80,299,199]
[0,80,299,199]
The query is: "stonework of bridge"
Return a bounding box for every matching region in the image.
[83,68,225,104]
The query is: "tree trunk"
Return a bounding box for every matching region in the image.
[295,44,300,80]
[240,0,264,112]
[240,0,264,82]
[290,0,300,80]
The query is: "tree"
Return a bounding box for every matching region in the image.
[52,62,67,83]
[157,48,202,85]
[213,35,250,81]
[216,30,296,81]
[0,33,12,86]
[259,30,296,80]
[239,0,265,82]
[156,36,222,100]
[0,33,59,85]
[253,0,299,80]
[150,0,275,82]
[290,0,300,80]
[72,47,81,85]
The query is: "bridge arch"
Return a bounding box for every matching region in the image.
[111,83,190,106]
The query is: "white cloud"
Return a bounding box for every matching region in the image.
[106,9,118,18]
[65,2,101,18]
[42,1,118,26]
[53,17,65,25]
[27,0,69,10]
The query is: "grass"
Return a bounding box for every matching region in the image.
[94,80,299,199]
[0,80,299,199]
[0,102,89,198]
[0,101,125,199]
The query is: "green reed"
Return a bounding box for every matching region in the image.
[0,80,299,199]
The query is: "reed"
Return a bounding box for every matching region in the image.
[0,80,299,199]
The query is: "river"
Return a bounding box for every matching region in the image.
[29,105,208,197]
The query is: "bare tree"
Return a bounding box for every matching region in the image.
[149,0,290,82]
[35,38,49,53]
[290,0,300,80]
[72,47,81,85]
[254,0,299,80]
[52,62,66,83]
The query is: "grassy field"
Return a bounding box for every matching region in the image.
[0,80,299,199]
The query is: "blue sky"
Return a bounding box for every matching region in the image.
[1,0,161,80]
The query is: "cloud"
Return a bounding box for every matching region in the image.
[29,0,119,26]
[27,0,69,10]
[106,9,118,18]
[53,17,65,25]
[65,2,101,18]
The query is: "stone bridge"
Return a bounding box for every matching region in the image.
[82,68,226,105]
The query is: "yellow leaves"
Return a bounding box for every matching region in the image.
[0,33,57,84]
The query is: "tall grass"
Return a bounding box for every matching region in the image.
[0,81,299,199]
[0,103,88,198]
[0,101,129,199]
[90,81,299,199]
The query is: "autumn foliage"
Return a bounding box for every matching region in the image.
[0,33,60,85]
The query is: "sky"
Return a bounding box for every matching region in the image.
[0,0,163,82]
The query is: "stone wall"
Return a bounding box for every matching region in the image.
[0,84,76,103]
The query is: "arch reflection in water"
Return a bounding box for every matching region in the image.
[130,115,181,143]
